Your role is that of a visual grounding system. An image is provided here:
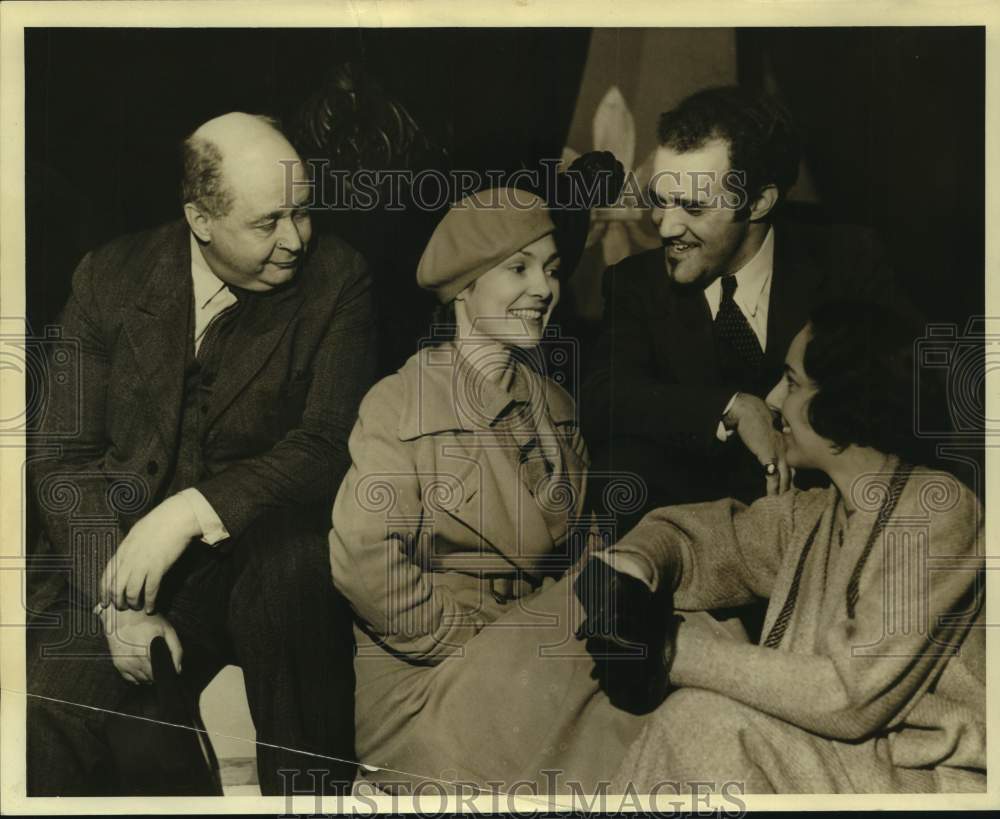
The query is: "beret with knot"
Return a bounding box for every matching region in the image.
[416,187,555,303]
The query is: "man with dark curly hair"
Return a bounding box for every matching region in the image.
[582,86,900,536]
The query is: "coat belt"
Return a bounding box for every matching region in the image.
[485,574,541,604]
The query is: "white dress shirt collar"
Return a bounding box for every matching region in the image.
[704,226,775,323]
[190,233,232,309]
[190,233,239,355]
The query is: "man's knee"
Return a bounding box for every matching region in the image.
[230,525,340,637]
[240,515,331,586]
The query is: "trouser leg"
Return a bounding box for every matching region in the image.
[26,603,133,795]
[227,518,357,796]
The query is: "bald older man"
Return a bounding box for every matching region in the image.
[27,113,374,795]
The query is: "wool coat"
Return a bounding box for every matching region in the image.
[329,343,649,793]
[611,458,985,793]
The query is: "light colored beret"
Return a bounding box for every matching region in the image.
[416,187,555,303]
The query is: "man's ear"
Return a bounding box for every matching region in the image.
[748,184,779,222]
[183,202,213,243]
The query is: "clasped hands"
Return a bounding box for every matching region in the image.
[574,553,678,714]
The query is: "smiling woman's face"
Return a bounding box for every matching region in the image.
[456,233,560,348]
[766,324,836,471]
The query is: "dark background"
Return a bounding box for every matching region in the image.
[26,27,984,338]
[739,27,985,332]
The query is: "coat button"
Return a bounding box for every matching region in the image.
[146,460,158,475]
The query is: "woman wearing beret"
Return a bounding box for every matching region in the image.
[329,188,656,794]
[604,300,985,793]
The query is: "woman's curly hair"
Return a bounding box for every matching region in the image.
[804,299,927,461]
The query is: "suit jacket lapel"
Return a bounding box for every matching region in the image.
[644,227,827,385]
[651,255,721,386]
[203,283,303,431]
[122,223,192,452]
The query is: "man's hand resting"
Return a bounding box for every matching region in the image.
[98,606,183,684]
[723,393,791,495]
[98,494,202,613]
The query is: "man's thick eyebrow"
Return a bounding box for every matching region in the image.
[645,188,706,209]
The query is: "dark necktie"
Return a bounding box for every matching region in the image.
[196,288,247,365]
[714,275,764,369]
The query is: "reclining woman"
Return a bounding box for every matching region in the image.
[328,187,665,795]
[606,300,985,793]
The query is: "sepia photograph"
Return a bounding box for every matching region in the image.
[0,1,995,813]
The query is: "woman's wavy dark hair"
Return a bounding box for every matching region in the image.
[804,299,926,461]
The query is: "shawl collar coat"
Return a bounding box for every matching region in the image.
[614,459,985,792]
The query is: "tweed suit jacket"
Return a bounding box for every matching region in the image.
[30,220,376,608]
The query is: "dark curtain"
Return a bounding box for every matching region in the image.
[296,29,592,372]
[738,27,985,492]
[737,27,984,329]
